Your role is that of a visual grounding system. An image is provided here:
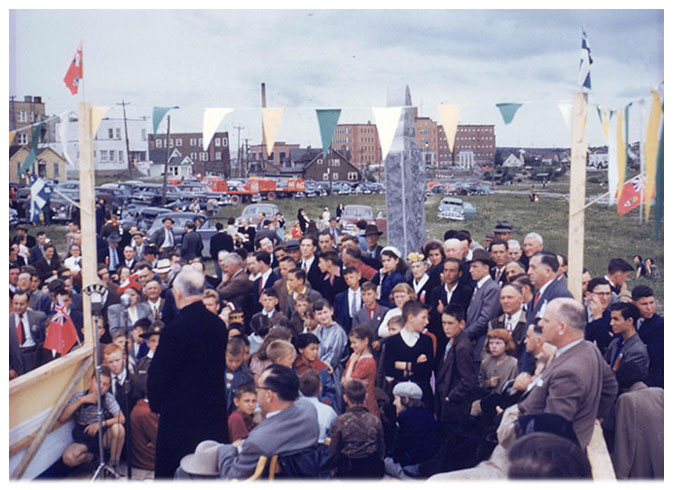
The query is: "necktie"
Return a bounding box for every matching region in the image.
[533,291,541,309]
[153,304,159,319]
[109,248,117,270]
[505,315,513,334]
[114,375,123,396]
[303,261,308,272]
[350,291,357,318]
[17,313,24,345]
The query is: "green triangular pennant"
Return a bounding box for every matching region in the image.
[496,103,523,125]
[316,109,342,159]
[18,122,43,176]
[153,106,174,137]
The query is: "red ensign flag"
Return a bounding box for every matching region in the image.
[44,304,79,357]
[63,43,83,95]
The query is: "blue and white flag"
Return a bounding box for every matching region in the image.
[29,175,53,223]
[578,27,593,90]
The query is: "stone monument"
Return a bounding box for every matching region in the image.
[384,86,426,258]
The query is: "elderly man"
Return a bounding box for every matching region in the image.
[507,239,523,263]
[521,232,543,270]
[147,265,228,478]
[216,252,254,325]
[518,298,618,450]
[486,283,531,371]
[526,252,573,327]
[217,364,319,479]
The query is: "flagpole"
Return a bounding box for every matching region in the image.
[566,91,589,300]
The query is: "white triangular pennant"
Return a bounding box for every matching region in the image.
[557,102,573,133]
[202,108,234,151]
[91,106,111,140]
[438,105,461,152]
[372,107,402,162]
[58,111,75,167]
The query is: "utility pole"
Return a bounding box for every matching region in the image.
[234,125,244,179]
[161,115,172,207]
[116,100,132,178]
[243,138,250,178]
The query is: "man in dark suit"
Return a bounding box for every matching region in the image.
[604,258,634,296]
[487,283,532,372]
[251,251,280,314]
[464,249,501,361]
[632,285,663,388]
[180,221,203,261]
[10,291,47,373]
[435,305,478,441]
[216,252,254,325]
[121,245,137,270]
[299,236,323,292]
[150,217,177,258]
[100,232,124,274]
[604,302,649,394]
[210,222,234,262]
[28,231,47,265]
[489,239,510,288]
[363,224,384,267]
[517,297,618,450]
[526,251,573,327]
[148,265,228,478]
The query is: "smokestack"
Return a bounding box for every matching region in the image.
[261,83,267,108]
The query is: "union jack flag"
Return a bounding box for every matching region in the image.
[44,303,78,357]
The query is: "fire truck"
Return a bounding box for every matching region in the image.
[201,176,305,205]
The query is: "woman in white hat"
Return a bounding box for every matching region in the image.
[374,246,408,309]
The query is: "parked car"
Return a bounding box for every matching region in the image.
[339,204,387,233]
[437,197,477,220]
[236,203,281,226]
[120,206,171,231]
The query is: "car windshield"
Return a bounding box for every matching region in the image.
[344,207,373,218]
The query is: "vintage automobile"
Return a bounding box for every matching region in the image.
[339,204,387,233]
[146,212,219,258]
[437,197,477,220]
[236,203,281,226]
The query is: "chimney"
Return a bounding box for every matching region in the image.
[33,96,42,104]
[24,95,33,103]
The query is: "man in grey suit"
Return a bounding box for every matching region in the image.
[526,251,573,327]
[464,249,501,360]
[518,298,618,450]
[106,286,152,337]
[217,252,254,325]
[10,291,47,373]
[217,365,319,479]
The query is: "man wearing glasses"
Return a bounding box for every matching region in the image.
[584,278,614,356]
[217,365,319,479]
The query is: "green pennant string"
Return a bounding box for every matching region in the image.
[654,119,664,239]
[153,106,177,136]
[18,122,43,176]
[496,103,523,125]
[316,109,342,159]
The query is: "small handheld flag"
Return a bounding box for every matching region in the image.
[44,303,79,357]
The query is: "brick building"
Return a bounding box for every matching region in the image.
[331,122,382,169]
[9,95,46,147]
[248,141,301,174]
[453,124,496,168]
[149,131,230,177]
[302,148,361,182]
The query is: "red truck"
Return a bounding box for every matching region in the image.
[201,176,305,205]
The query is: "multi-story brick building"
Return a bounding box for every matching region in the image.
[331,123,382,169]
[9,95,46,147]
[248,141,301,174]
[149,131,230,177]
[453,124,496,168]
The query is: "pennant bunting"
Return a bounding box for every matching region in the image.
[615,110,627,202]
[496,103,523,125]
[558,102,573,132]
[91,106,111,140]
[606,110,626,205]
[315,109,342,159]
[9,131,16,146]
[63,42,83,95]
[438,105,461,152]
[202,108,234,151]
[372,107,402,162]
[58,112,75,167]
[600,108,610,143]
[153,106,178,137]
[18,122,44,176]
[644,90,663,220]
[578,27,593,90]
[44,303,78,357]
[261,108,284,158]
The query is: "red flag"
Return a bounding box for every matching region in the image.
[44,304,78,357]
[63,43,83,95]
[617,175,653,215]
[118,272,141,294]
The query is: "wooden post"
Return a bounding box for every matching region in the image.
[567,92,589,300]
[10,356,93,480]
[78,102,97,347]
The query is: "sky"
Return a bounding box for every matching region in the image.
[8,8,665,150]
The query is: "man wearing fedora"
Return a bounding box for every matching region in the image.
[150,217,177,258]
[101,231,124,274]
[363,224,384,268]
[493,220,513,242]
[464,249,502,363]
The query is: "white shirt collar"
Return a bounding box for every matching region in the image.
[413,274,429,294]
[554,338,583,359]
[538,278,555,296]
[400,327,420,347]
[476,274,490,289]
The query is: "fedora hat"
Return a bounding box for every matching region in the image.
[364,224,383,237]
[153,258,171,274]
[179,440,220,476]
[494,220,513,234]
[468,248,496,268]
[106,231,122,243]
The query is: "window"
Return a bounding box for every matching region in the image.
[119,151,124,162]
[200,152,208,161]
[108,128,114,139]
[29,112,35,122]
[17,111,27,123]
[109,151,115,162]
[156,139,163,149]
[176,138,182,147]
[100,150,108,162]
[215,138,221,146]
[317,158,323,165]
[169,139,174,148]
[53,163,60,178]
[115,128,121,139]
[17,133,28,145]
[198,138,202,147]
[141,129,147,141]
[332,172,339,180]
[322,173,329,180]
[215,152,222,160]
[348,172,358,180]
[38,162,47,178]
[221,137,228,147]
[190,138,197,146]
[191,152,197,160]
[333,159,340,167]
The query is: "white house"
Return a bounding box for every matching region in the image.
[47,116,151,177]
[147,149,193,179]
[588,152,609,170]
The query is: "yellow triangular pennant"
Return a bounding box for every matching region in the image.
[262,108,284,158]
[91,106,111,139]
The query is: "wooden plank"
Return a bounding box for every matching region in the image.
[9,347,92,396]
[567,91,589,300]
[11,356,93,480]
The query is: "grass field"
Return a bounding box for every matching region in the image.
[17,182,664,310]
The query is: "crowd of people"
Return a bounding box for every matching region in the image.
[8,208,664,480]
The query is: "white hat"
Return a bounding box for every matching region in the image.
[381,245,402,259]
[179,440,221,476]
